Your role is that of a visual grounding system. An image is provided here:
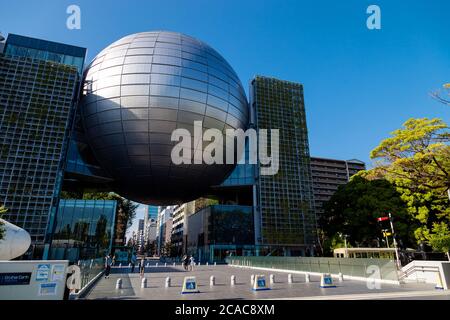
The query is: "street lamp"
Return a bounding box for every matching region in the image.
[388,213,402,270]
[339,233,349,257]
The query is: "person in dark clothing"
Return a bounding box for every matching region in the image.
[139,258,146,277]
[130,253,137,273]
[104,254,112,278]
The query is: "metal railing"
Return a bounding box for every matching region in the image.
[77,258,105,289]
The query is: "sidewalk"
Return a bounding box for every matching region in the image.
[83,264,444,300]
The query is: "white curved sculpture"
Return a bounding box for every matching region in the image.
[0,219,31,260]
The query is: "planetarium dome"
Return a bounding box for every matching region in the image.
[80,31,249,205]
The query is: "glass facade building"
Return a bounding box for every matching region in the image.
[0,34,86,258]
[4,34,85,74]
[251,76,317,254]
[48,199,116,262]
[187,204,254,262]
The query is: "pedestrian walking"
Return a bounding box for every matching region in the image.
[130,253,137,273]
[104,254,112,279]
[139,258,146,277]
[182,255,188,271]
[189,256,195,271]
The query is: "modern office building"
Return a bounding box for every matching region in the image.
[251,76,317,256]
[48,199,116,262]
[156,206,175,254]
[184,76,319,261]
[171,203,189,256]
[143,205,158,253]
[147,206,158,221]
[0,33,5,53]
[186,204,254,262]
[1,31,351,263]
[185,146,257,261]
[310,157,366,217]
[0,34,86,259]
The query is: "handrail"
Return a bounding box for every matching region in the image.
[398,263,440,280]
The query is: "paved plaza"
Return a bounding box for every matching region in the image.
[82,264,450,300]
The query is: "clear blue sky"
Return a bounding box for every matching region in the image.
[1,0,449,166]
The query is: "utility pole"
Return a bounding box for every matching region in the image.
[389,212,401,270]
[382,229,390,248]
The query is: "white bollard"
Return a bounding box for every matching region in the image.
[270,274,275,284]
[146,263,149,267]
[214,262,217,266]
[206,262,209,266]
[173,262,176,267]
[210,275,215,286]
[251,274,255,285]
[164,262,167,267]
[305,273,310,283]
[231,275,236,286]
[155,263,158,267]
[338,273,344,282]
[165,277,171,288]
[288,274,293,284]
[141,277,147,288]
[116,278,122,289]
[119,263,122,268]
[198,262,201,266]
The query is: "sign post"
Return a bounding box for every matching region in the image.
[181,276,199,294]
[252,275,270,291]
[320,273,336,288]
[388,213,402,270]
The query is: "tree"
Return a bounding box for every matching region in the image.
[0,205,7,241]
[425,222,450,260]
[161,242,176,258]
[430,83,450,106]
[369,118,449,200]
[367,118,450,254]
[319,176,414,254]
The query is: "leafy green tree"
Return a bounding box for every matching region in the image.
[319,176,414,253]
[424,222,450,260]
[161,242,176,257]
[366,118,450,253]
[0,205,7,240]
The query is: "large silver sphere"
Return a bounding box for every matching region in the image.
[80,31,249,205]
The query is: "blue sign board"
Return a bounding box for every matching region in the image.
[0,273,32,286]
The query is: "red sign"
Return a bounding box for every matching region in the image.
[377,217,389,222]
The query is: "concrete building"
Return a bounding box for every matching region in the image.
[143,205,158,255]
[310,157,366,217]
[171,202,196,256]
[156,206,175,255]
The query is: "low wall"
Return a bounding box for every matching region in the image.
[401,260,450,289]
[226,256,400,285]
